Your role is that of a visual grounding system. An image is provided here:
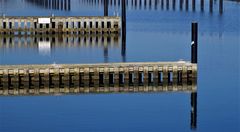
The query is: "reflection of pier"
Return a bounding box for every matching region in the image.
[25,0,71,11]
[0,76,197,129]
[0,34,120,48]
[83,0,224,14]
[0,79,196,96]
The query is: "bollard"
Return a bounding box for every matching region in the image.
[191,22,198,64]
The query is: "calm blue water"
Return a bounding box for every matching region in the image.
[0,0,239,132]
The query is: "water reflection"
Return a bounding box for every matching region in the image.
[25,0,71,11]
[20,0,225,14]
[0,79,198,129]
[0,34,121,56]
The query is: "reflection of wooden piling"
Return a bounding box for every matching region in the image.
[201,0,204,12]
[210,0,213,13]
[191,22,198,64]
[104,0,108,16]
[172,0,176,10]
[68,0,71,11]
[161,0,164,10]
[185,0,189,11]
[180,0,183,11]
[64,0,67,10]
[166,0,169,10]
[191,92,197,129]
[192,0,196,12]
[219,0,223,14]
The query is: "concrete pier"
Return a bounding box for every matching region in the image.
[0,62,197,94]
[0,61,197,96]
[0,16,120,34]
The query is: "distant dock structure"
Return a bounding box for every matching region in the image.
[0,16,120,34]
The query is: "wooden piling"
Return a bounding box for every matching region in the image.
[191,22,198,64]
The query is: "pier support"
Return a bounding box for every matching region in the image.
[191,22,198,64]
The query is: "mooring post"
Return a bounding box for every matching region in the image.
[219,0,223,14]
[210,0,213,13]
[104,0,109,16]
[191,22,198,64]
[121,0,126,62]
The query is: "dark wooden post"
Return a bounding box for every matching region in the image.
[122,0,126,62]
[191,22,198,64]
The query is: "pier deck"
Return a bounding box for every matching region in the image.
[0,16,120,34]
[0,61,197,96]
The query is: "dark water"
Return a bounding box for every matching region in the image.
[0,0,239,132]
